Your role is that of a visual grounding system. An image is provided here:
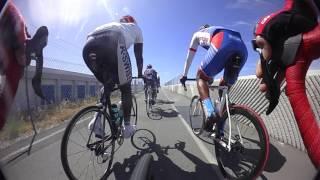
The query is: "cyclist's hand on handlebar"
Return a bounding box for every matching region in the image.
[138,72,143,79]
[180,76,187,91]
[180,76,187,85]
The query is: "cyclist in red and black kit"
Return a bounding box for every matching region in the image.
[253,0,320,168]
[0,1,48,130]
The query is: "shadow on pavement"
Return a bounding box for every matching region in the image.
[263,142,286,173]
[156,99,175,105]
[112,129,221,180]
[147,107,179,120]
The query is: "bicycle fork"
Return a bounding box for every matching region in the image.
[218,94,243,152]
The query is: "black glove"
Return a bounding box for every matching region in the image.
[138,72,143,79]
[180,76,187,85]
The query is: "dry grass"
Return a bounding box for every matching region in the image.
[0,98,97,143]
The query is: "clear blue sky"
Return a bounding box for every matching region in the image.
[14,0,320,83]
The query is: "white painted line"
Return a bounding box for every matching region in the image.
[162,90,218,165]
[1,117,90,163]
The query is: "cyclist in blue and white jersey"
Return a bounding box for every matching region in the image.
[180,25,248,132]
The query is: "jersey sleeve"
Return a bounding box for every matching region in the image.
[10,2,27,49]
[135,26,143,43]
[183,32,200,76]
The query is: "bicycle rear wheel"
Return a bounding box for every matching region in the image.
[145,88,153,114]
[61,106,115,180]
[214,105,269,180]
[189,95,205,135]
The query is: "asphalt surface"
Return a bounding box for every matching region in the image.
[0,89,317,180]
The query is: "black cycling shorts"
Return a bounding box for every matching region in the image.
[82,30,132,86]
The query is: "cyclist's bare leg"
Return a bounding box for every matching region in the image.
[197,70,217,132]
[196,75,210,100]
[285,24,320,168]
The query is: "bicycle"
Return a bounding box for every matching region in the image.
[144,82,156,114]
[60,78,140,180]
[183,79,270,180]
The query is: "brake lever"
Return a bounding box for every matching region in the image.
[260,57,280,115]
[32,54,45,99]
[29,26,48,100]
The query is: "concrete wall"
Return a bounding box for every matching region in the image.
[10,66,145,112]
[164,71,320,151]
[11,66,101,111]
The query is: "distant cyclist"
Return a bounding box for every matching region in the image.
[83,15,144,138]
[180,24,247,133]
[253,0,320,168]
[143,64,157,104]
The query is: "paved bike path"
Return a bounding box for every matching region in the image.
[0,90,223,180]
[0,89,317,180]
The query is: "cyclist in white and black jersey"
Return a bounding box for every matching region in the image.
[83,15,144,139]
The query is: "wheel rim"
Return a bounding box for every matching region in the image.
[61,107,114,180]
[189,96,205,135]
[215,108,268,179]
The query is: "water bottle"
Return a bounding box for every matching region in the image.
[111,104,119,125]
[117,101,124,125]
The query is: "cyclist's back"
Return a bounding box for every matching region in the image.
[143,64,157,103]
[83,15,144,139]
[88,22,142,50]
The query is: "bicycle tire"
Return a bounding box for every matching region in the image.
[189,95,205,136]
[129,153,154,180]
[146,87,152,114]
[214,105,269,180]
[61,106,115,180]
[131,95,138,126]
[131,129,156,150]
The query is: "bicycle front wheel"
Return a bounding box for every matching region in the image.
[145,88,152,114]
[189,95,205,135]
[61,106,115,180]
[131,95,138,126]
[214,105,269,180]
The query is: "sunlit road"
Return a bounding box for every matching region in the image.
[0,90,316,180]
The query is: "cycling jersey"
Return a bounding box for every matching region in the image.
[143,68,157,81]
[183,26,247,85]
[254,0,318,60]
[0,1,27,130]
[88,22,143,49]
